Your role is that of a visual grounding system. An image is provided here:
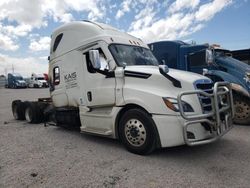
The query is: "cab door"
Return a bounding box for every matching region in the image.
[82,48,116,107]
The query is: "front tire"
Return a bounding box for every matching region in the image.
[119,108,157,155]
[233,95,250,125]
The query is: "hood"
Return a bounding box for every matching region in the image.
[125,66,210,86]
[122,66,207,115]
[215,56,250,90]
[38,80,47,83]
[17,80,26,84]
[216,56,250,74]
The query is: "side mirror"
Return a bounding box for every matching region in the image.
[89,50,101,69]
[202,68,208,75]
[159,65,169,73]
[206,49,214,64]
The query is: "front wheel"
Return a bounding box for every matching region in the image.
[233,95,250,125]
[119,108,157,155]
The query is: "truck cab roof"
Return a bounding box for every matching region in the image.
[50,21,147,61]
[8,73,22,77]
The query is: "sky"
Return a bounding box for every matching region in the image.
[0,0,249,77]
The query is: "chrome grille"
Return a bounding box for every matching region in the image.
[195,80,213,112]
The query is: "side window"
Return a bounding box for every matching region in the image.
[53,33,63,52]
[53,67,60,85]
[189,51,207,67]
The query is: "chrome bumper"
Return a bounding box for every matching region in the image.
[177,82,234,146]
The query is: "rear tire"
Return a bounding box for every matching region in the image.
[119,108,157,155]
[25,102,44,123]
[12,100,25,120]
[233,95,250,125]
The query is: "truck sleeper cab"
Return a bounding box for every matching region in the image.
[6,73,27,88]
[12,21,234,155]
[28,73,49,88]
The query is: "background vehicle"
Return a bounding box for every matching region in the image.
[28,73,48,88]
[5,73,27,88]
[231,48,250,65]
[0,75,7,88]
[43,73,49,82]
[149,41,250,125]
[12,21,234,155]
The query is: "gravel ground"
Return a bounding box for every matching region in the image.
[0,88,250,188]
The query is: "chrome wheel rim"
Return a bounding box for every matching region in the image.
[235,100,250,120]
[124,119,146,147]
[25,108,31,122]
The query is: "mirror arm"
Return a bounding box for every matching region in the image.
[159,67,182,88]
[95,69,115,78]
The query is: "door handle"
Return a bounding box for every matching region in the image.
[87,91,92,102]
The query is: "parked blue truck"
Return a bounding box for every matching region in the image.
[148,41,250,125]
[5,73,27,88]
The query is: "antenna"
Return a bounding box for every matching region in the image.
[4,68,7,76]
[12,64,14,73]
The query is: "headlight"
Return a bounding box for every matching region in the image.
[206,49,214,64]
[244,72,250,83]
[162,97,194,112]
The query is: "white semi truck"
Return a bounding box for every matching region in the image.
[12,21,234,155]
[28,73,49,88]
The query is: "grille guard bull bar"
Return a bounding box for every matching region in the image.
[177,82,234,146]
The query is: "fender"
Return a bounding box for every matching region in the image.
[205,70,250,97]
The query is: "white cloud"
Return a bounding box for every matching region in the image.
[0,0,105,48]
[195,0,232,21]
[115,0,132,19]
[168,0,200,14]
[129,1,158,31]
[115,10,125,20]
[0,33,19,51]
[129,0,233,43]
[0,53,48,77]
[42,0,105,23]
[29,36,51,52]
[0,0,46,28]
[0,0,105,26]
[60,13,74,23]
[2,24,32,37]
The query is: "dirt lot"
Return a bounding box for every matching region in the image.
[0,88,250,188]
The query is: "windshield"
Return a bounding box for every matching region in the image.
[37,77,45,80]
[188,50,207,67]
[109,44,159,66]
[16,77,23,80]
[215,49,232,57]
